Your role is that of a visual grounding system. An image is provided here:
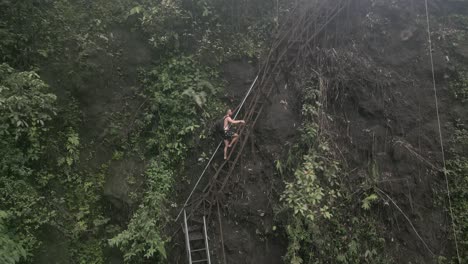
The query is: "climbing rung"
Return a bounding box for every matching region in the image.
[192,259,208,263]
[189,233,204,241]
[191,248,206,253]
[187,225,202,232]
[191,217,204,224]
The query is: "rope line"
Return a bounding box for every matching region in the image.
[175,75,259,221]
[423,1,461,262]
[233,75,259,120]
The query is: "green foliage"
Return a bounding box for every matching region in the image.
[0,63,58,258]
[0,0,276,262]
[361,193,379,210]
[0,63,107,262]
[128,0,274,62]
[139,56,221,160]
[275,159,284,176]
[281,153,339,221]
[191,0,275,61]
[442,67,468,262]
[448,14,468,29]
[285,212,389,264]
[0,211,27,264]
[279,79,390,264]
[70,238,106,264]
[446,125,468,262]
[450,71,468,103]
[109,56,222,262]
[58,129,80,168]
[132,0,187,50]
[281,81,340,222]
[109,161,172,262]
[0,64,57,140]
[0,0,136,68]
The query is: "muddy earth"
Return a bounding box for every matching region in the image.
[170,1,467,263]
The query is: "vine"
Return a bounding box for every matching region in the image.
[279,77,390,264]
[109,56,223,262]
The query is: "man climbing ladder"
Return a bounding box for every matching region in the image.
[175,76,257,222]
[222,108,245,160]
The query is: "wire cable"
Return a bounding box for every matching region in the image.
[423,1,461,262]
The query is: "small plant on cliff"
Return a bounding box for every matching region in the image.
[450,71,468,103]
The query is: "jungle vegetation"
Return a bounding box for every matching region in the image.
[0,0,466,263]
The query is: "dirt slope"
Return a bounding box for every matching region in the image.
[173,1,468,263]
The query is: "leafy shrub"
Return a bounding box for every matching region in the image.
[0,63,57,260]
[0,63,57,141]
[446,126,468,262]
[452,71,468,103]
[0,211,27,264]
[280,78,390,264]
[140,56,220,158]
[109,161,172,262]
[109,56,222,262]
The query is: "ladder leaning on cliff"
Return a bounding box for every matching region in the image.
[174,75,259,222]
[182,210,211,264]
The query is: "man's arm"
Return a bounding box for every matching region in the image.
[227,117,245,124]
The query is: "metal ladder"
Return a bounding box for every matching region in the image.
[183,210,211,264]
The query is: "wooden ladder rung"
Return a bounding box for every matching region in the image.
[191,218,204,224]
[189,233,204,241]
[192,259,208,263]
[191,248,206,253]
[187,225,202,232]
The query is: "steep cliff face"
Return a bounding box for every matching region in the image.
[34,25,153,263]
[210,61,299,263]
[28,0,466,262]
[174,1,468,263]
[323,1,467,261]
[279,0,467,262]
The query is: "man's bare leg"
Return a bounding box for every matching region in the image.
[224,139,230,159]
[228,133,239,147]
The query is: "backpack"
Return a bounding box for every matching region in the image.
[209,117,226,139]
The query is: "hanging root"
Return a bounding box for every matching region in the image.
[392,139,440,171]
[376,187,435,256]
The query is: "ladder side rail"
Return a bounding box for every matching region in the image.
[183,210,193,264]
[203,216,211,264]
